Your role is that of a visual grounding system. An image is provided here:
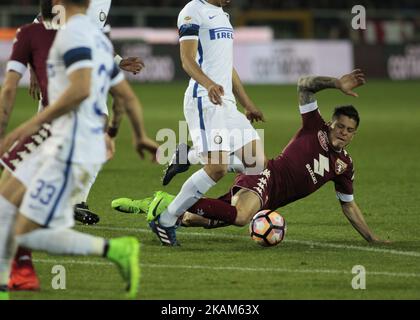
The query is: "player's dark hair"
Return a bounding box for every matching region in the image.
[333,105,360,127]
[40,0,54,20]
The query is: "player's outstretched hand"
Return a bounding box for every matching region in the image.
[207,83,224,106]
[119,57,145,75]
[0,120,41,156]
[369,236,392,245]
[338,69,366,97]
[135,136,159,162]
[245,106,265,123]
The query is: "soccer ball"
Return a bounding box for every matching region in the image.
[249,210,287,247]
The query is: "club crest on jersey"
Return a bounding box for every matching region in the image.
[209,27,234,40]
[335,159,348,175]
[318,130,329,152]
[214,135,223,145]
[184,16,192,22]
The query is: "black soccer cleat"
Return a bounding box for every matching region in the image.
[162,143,191,186]
[74,202,100,225]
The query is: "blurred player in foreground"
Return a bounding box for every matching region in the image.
[30,0,145,225]
[113,70,390,245]
[0,0,157,300]
[0,0,155,291]
[0,0,57,291]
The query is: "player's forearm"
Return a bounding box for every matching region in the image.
[0,72,21,138]
[232,68,253,109]
[297,76,339,105]
[109,96,125,133]
[0,88,17,138]
[341,202,377,242]
[124,94,146,141]
[181,57,215,90]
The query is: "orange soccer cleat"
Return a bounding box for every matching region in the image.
[8,248,40,291]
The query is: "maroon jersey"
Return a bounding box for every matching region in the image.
[227,101,355,210]
[1,22,55,172]
[0,124,51,172]
[7,22,56,108]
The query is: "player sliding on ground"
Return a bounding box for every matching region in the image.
[0,0,158,300]
[112,70,390,245]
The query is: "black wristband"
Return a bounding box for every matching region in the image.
[107,126,119,138]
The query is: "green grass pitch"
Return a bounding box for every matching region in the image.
[6,80,420,300]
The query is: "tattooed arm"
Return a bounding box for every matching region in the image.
[297,69,366,105]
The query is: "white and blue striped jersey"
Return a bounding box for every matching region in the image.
[45,14,124,164]
[177,0,235,101]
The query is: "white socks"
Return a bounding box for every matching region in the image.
[16,229,106,257]
[159,168,216,227]
[187,148,245,173]
[74,169,99,204]
[0,196,17,286]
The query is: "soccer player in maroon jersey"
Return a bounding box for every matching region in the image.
[116,70,389,244]
[0,0,57,291]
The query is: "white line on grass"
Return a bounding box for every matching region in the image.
[32,258,420,279]
[79,225,420,258]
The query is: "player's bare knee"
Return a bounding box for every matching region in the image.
[234,206,253,227]
[181,212,195,227]
[234,212,252,227]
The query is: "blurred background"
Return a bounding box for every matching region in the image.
[1,0,420,84]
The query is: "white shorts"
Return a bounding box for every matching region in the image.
[184,95,260,154]
[16,150,101,228]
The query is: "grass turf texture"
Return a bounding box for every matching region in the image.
[6,80,420,300]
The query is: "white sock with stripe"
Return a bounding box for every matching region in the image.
[77,170,99,204]
[16,229,106,256]
[159,168,216,227]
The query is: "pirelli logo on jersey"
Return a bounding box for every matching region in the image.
[209,27,234,40]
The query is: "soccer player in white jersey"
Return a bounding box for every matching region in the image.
[0,0,155,300]
[72,0,145,223]
[30,0,144,224]
[147,0,266,246]
[86,0,144,74]
[33,0,144,75]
